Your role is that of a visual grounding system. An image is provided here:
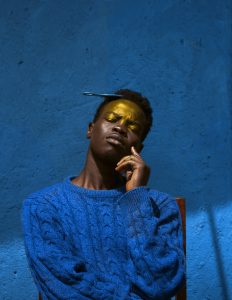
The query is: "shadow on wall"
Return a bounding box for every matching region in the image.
[207,206,229,300]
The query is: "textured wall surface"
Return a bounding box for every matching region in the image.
[0,1,231,299]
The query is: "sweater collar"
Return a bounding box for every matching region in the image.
[64,176,126,198]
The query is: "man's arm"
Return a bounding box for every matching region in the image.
[116,147,185,299]
[118,188,185,299]
[22,192,117,300]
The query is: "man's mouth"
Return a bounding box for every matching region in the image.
[106,134,125,147]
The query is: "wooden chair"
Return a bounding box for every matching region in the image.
[39,197,186,300]
[175,197,187,300]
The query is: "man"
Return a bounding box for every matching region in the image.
[22,89,185,300]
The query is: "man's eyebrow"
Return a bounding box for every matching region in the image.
[106,111,120,117]
[105,111,142,126]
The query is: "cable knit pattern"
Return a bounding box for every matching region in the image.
[22,176,185,300]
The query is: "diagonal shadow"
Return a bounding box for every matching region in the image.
[207,207,229,300]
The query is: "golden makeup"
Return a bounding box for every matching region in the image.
[100,99,146,135]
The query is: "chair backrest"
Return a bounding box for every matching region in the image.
[175,197,187,300]
[39,197,187,300]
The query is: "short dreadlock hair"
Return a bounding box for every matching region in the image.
[92,89,153,141]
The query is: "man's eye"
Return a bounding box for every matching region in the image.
[128,124,140,133]
[105,114,118,122]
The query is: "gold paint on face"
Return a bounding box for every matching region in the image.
[100,99,146,136]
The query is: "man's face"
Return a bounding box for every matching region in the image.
[87,99,146,163]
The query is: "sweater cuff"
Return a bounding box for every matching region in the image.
[117,187,154,228]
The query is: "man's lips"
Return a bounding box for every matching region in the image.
[106,134,125,147]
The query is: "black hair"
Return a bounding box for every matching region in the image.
[92,89,153,141]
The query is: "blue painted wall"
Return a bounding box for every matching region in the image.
[0,1,231,299]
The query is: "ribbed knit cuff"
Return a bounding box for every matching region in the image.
[117,187,154,230]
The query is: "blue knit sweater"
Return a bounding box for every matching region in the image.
[22,176,185,300]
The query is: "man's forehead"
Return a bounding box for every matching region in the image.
[101,99,145,118]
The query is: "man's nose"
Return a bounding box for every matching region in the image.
[112,122,127,137]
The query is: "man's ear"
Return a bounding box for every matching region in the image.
[87,122,94,139]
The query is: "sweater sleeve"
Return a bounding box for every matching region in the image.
[22,192,116,300]
[118,187,185,300]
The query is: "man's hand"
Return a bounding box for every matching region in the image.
[115,146,150,191]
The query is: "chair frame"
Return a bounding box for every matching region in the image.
[175,197,187,300]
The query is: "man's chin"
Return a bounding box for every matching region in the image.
[104,150,124,163]
[91,142,129,164]
[98,147,126,165]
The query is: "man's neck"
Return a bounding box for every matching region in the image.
[72,149,123,190]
